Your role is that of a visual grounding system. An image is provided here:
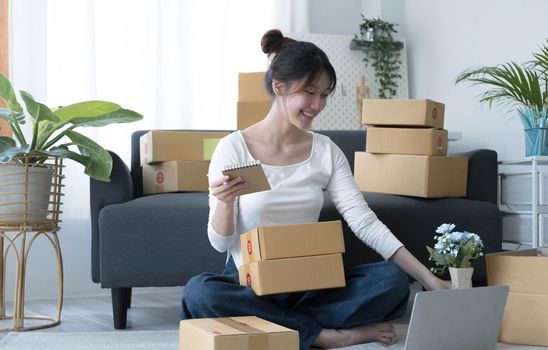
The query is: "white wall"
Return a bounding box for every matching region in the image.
[312,0,548,160]
[401,0,548,159]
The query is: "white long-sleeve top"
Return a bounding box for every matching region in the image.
[207,131,403,269]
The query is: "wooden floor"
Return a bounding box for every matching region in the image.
[0,287,182,338]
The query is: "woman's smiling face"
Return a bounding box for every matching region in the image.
[274,70,331,130]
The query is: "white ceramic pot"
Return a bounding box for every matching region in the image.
[0,164,54,222]
[449,267,474,289]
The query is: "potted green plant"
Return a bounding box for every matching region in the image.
[353,15,404,99]
[455,41,548,156]
[0,73,142,181]
[0,73,142,222]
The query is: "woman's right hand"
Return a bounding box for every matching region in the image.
[210,176,247,204]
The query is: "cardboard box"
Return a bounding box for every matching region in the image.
[239,254,346,296]
[486,249,548,293]
[139,131,229,165]
[143,160,209,194]
[179,316,299,350]
[240,221,345,264]
[498,292,548,346]
[362,99,445,128]
[237,101,271,130]
[354,152,468,198]
[238,72,270,101]
[486,249,548,346]
[366,127,448,156]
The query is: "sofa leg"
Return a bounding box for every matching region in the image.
[111,287,131,329]
[124,287,132,309]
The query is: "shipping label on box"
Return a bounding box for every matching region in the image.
[180,316,299,350]
[238,72,271,101]
[143,160,209,194]
[362,99,445,128]
[237,100,272,130]
[366,127,448,156]
[239,253,346,296]
[240,220,345,264]
[498,292,548,347]
[354,152,467,198]
[139,130,229,165]
[486,249,548,294]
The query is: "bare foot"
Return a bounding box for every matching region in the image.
[313,323,396,348]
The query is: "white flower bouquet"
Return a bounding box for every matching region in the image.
[426,223,484,275]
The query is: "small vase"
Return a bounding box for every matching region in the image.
[449,267,473,289]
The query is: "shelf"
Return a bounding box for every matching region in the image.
[349,39,404,51]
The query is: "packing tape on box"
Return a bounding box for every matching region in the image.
[214,317,264,334]
[214,318,270,349]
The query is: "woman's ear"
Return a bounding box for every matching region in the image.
[272,80,284,95]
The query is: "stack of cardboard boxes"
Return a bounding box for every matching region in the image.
[140,130,230,194]
[354,99,468,198]
[237,72,272,130]
[238,220,346,296]
[486,249,548,347]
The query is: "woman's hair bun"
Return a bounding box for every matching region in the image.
[261,29,294,55]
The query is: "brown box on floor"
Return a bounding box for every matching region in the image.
[179,316,299,350]
[142,160,209,194]
[354,152,467,198]
[239,253,346,296]
[486,249,548,346]
[366,127,448,156]
[362,99,445,128]
[240,220,345,264]
[139,130,229,166]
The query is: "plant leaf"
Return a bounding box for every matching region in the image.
[45,145,92,167]
[70,108,143,127]
[0,138,30,163]
[64,130,112,182]
[53,101,121,124]
[19,91,60,123]
[0,108,25,125]
[0,73,23,113]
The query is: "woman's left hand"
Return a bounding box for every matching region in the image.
[423,275,451,291]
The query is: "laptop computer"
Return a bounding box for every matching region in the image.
[403,285,509,350]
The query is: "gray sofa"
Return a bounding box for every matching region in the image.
[90,129,502,329]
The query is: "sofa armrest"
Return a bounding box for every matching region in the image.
[89,150,134,283]
[452,149,498,205]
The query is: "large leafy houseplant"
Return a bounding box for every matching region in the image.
[455,41,548,130]
[0,73,142,181]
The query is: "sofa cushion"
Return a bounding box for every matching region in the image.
[98,192,225,288]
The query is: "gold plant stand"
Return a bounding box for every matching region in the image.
[0,154,64,331]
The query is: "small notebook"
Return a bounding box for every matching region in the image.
[222,160,271,196]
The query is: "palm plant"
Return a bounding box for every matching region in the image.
[455,40,548,129]
[0,73,142,181]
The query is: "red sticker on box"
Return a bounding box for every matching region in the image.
[432,107,438,119]
[246,273,252,287]
[437,136,443,150]
[156,171,164,185]
[247,240,252,255]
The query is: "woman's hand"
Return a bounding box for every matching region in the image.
[423,274,451,291]
[210,175,247,204]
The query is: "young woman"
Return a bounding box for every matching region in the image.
[181,29,449,350]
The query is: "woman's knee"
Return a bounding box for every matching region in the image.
[182,273,216,307]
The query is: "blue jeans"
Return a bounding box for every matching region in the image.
[181,258,409,350]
